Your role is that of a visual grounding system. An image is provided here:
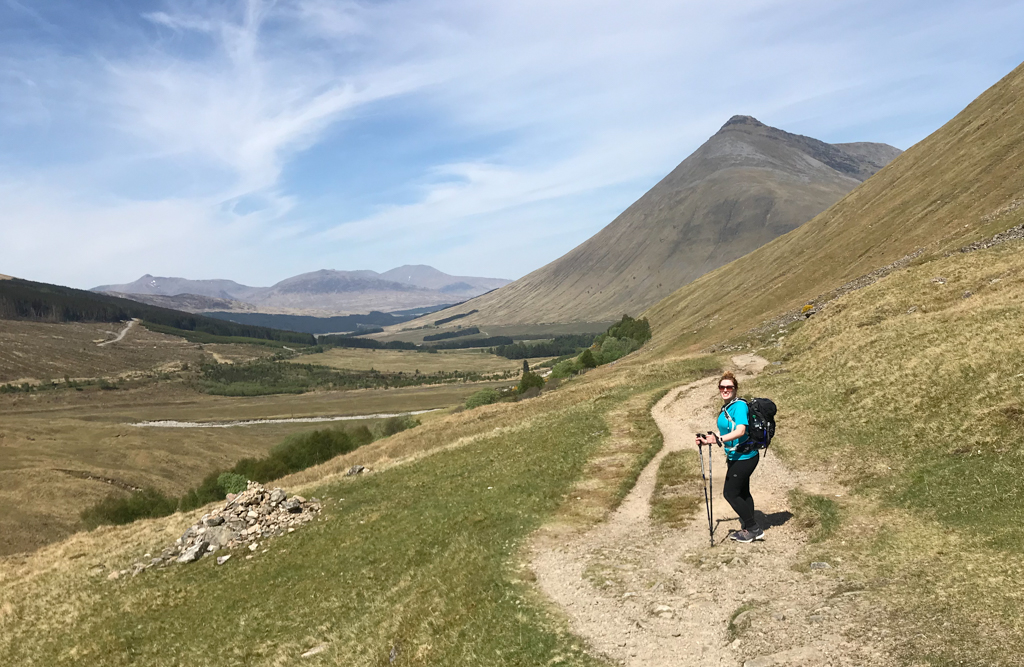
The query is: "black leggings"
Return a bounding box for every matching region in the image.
[723,454,759,530]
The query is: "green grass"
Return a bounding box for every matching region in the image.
[2,403,611,666]
[753,239,1024,664]
[787,490,840,542]
[650,451,703,527]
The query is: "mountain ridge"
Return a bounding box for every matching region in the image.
[92,265,511,316]
[400,116,901,329]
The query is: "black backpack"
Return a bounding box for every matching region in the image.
[721,397,777,454]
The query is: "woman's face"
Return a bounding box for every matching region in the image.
[718,380,736,402]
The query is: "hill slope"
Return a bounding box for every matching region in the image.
[411,117,899,329]
[645,63,1024,354]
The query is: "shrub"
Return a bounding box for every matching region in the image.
[217,472,248,495]
[579,348,597,368]
[595,336,639,364]
[517,371,545,394]
[372,415,420,439]
[81,487,177,528]
[466,388,501,408]
[550,358,583,379]
[545,377,561,391]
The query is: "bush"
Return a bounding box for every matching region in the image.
[595,314,651,346]
[466,388,501,408]
[517,371,545,394]
[217,472,248,495]
[579,348,597,368]
[372,416,420,440]
[550,358,583,379]
[595,336,639,364]
[81,487,177,528]
[545,377,561,391]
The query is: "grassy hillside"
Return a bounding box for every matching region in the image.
[645,62,1024,354]
[0,357,720,666]
[408,117,899,328]
[3,60,1024,667]
[0,277,315,345]
[752,236,1024,664]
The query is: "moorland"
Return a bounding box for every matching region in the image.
[1,61,1023,667]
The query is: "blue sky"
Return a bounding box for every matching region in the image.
[1,0,1022,289]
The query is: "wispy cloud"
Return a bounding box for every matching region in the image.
[0,0,1022,287]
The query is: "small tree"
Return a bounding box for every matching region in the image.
[522,359,530,374]
[517,371,544,394]
[579,348,597,368]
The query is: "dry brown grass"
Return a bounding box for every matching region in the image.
[750,237,1024,665]
[645,61,1024,357]
[0,320,202,383]
[293,346,527,374]
[0,378,513,556]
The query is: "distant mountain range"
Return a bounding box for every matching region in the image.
[412,116,902,328]
[92,265,511,316]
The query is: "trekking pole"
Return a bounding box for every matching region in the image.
[696,435,714,546]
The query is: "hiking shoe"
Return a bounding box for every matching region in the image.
[731,529,758,543]
[751,526,765,541]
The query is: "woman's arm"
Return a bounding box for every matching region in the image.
[719,424,746,443]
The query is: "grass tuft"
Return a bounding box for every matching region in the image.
[787,489,840,542]
[650,451,703,527]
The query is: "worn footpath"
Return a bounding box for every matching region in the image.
[531,355,896,667]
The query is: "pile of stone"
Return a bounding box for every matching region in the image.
[154,481,322,566]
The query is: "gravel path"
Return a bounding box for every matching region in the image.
[97,319,137,347]
[531,355,895,667]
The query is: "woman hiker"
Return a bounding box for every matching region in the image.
[695,371,764,543]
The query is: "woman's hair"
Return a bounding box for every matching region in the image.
[718,371,739,393]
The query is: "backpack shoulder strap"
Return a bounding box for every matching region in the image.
[720,398,741,429]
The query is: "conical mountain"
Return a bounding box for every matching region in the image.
[646,61,1024,354]
[417,117,900,328]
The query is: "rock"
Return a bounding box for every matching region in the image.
[346,465,365,476]
[283,499,302,513]
[771,612,786,621]
[205,526,237,549]
[270,488,286,504]
[107,570,120,581]
[732,610,753,629]
[962,291,973,299]
[810,561,831,570]
[932,277,947,284]
[176,540,209,564]
[301,643,328,658]
[808,614,824,623]
[651,604,673,618]
[216,555,231,565]
[248,543,259,552]
[204,515,225,527]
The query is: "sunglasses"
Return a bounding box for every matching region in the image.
[718,385,735,391]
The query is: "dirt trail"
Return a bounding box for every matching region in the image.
[531,354,894,667]
[97,319,137,347]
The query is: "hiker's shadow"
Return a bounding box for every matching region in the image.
[756,510,793,528]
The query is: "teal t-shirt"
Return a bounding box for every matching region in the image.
[718,399,757,461]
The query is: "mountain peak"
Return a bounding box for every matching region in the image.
[720,115,765,130]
